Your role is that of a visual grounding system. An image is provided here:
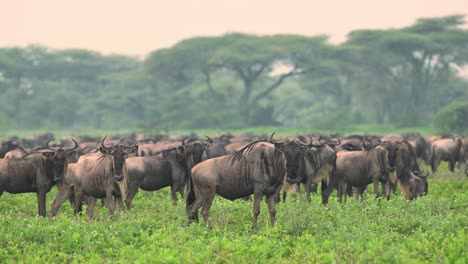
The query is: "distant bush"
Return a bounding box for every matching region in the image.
[432,102,468,135]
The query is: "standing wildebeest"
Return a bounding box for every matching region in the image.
[323,145,390,204]
[125,138,211,208]
[430,137,463,173]
[272,135,338,203]
[72,137,138,219]
[50,163,77,216]
[403,133,429,164]
[187,140,287,227]
[395,141,428,200]
[0,138,78,216]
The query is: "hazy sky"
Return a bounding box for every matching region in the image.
[2,0,467,57]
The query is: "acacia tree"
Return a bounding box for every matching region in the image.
[346,15,468,125]
[145,33,332,126]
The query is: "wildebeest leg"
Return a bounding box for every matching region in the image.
[265,194,277,226]
[201,193,215,229]
[321,180,337,205]
[73,189,84,215]
[37,190,47,217]
[51,185,73,217]
[116,197,125,212]
[373,179,380,198]
[106,189,115,215]
[87,197,97,220]
[252,188,263,228]
[170,185,178,206]
[449,160,455,172]
[125,183,139,210]
[306,177,313,203]
[188,198,202,223]
[382,181,390,200]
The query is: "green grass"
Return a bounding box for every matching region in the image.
[0,124,438,139]
[0,170,466,263]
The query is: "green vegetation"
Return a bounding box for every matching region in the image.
[0,16,467,131]
[0,124,441,141]
[432,102,468,135]
[0,171,465,263]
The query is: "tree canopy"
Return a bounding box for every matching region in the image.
[0,15,467,132]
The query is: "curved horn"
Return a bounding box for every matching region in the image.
[100,136,112,150]
[205,136,213,144]
[46,139,59,151]
[124,136,137,149]
[410,171,423,182]
[65,137,79,151]
[181,137,188,146]
[268,132,276,143]
[297,135,311,146]
[329,137,341,147]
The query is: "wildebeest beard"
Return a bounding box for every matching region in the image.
[299,146,336,183]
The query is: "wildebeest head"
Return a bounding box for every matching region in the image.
[381,140,398,172]
[179,136,212,167]
[42,138,79,182]
[270,133,311,184]
[99,136,138,181]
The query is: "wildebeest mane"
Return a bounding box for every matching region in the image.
[229,140,266,163]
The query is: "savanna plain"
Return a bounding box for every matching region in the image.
[0,129,466,263]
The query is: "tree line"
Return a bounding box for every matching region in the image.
[0,15,467,132]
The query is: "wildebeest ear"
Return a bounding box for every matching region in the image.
[42,151,55,159]
[99,147,112,155]
[126,146,138,154]
[66,151,76,158]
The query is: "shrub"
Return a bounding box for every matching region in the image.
[432,102,468,135]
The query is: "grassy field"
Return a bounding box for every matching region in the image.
[0,124,439,139]
[0,167,466,263]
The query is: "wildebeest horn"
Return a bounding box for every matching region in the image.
[297,135,311,146]
[46,139,59,151]
[270,132,287,144]
[65,137,79,151]
[410,171,423,182]
[329,137,341,147]
[100,136,112,150]
[205,136,213,144]
[181,137,188,146]
[268,132,276,143]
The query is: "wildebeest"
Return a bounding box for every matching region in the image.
[187,139,287,227]
[50,163,77,216]
[204,135,232,159]
[395,141,428,200]
[430,137,463,173]
[72,137,138,219]
[4,146,28,158]
[0,138,78,216]
[323,145,390,204]
[125,138,211,208]
[271,135,338,203]
[403,133,429,164]
[0,137,20,158]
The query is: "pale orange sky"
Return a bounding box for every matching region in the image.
[2,0,467,57]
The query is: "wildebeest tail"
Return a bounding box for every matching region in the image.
[430,147,436,173]
[186,171,196,211]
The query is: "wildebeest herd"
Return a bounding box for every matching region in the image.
[0,132,466,227]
